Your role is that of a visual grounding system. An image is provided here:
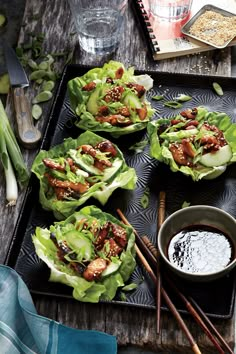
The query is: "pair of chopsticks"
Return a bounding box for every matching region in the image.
[117,208,234,354]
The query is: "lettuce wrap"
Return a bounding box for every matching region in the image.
[31,131,137,220]
[68,60,155,137]
[147,106,236,181]
[32,205,136,303]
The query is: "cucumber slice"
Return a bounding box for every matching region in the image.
[87,86,100,115]
[69,149,102,175]
[64,230,93,261]
[123,92,142,109]
[200,145,232,167]
[69,149,123,180]
[101,260,121,277]
[102,158,123,182]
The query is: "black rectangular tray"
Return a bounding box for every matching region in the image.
[5,64,236,319]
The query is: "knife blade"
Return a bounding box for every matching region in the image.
[3,43,41,149]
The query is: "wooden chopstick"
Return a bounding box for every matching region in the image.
[135,243,201,354]
[116,209,157,268]
[155,191,166,334]
[157,191,166,229]
[141,235,234,354]
[189,296,234,354]
[154,192,232,354]
[117,209,202,354]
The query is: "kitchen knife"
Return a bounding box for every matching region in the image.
[3,43,41,149]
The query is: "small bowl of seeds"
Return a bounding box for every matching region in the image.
[181,4,236,49]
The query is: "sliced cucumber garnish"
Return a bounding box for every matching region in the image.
[200,145,232,167]
[86,86,100,115]
[101,260,121,277]
[123,92,142,109]
[102,158,123,182]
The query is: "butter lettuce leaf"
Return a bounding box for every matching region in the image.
[32,131,137,220]
[147,106,236,181]
[32,206,136,303]
[68,61,155,137]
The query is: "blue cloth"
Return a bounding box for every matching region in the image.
[0,265,117,354]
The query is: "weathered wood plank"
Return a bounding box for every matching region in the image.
[1,0,234,352]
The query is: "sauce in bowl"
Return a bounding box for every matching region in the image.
[167,225,234,274]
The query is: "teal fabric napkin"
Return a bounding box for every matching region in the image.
[0,265,117,354]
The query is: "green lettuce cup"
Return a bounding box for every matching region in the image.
[32,205,136,303]
[147,106,236,181]
[32,131,137,219]
[68,60,155,137]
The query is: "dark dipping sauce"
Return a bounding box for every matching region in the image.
[167,225,234,274]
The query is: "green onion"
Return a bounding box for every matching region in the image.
[212,82,223,96]
[174,94,192,102]
[152,95,164,101]
[182,201,191,208]
[129,138,149,154]
[140,187,150,208]
[164,101,183,109]
[122,283,138,292]
[0,118,18,205]
[0,99,29,191]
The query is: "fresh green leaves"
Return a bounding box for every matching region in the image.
[32,206,136,303]
[67,60,155,137]
[147,106,236,181]
[32,131,137,219]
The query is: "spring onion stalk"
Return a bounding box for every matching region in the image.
[0,99,29,186]
[0,124,18,205]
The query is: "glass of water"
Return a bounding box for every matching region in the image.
[150,0,192,22]
[67,0,128,55]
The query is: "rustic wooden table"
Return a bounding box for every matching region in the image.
[0,0,235,353]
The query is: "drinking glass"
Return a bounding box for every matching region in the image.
[150,0,193,21]
[67,0,128,55]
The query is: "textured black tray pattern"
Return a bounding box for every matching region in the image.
[6,64,236,319]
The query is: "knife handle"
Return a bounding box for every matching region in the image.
[13,87,41,149]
